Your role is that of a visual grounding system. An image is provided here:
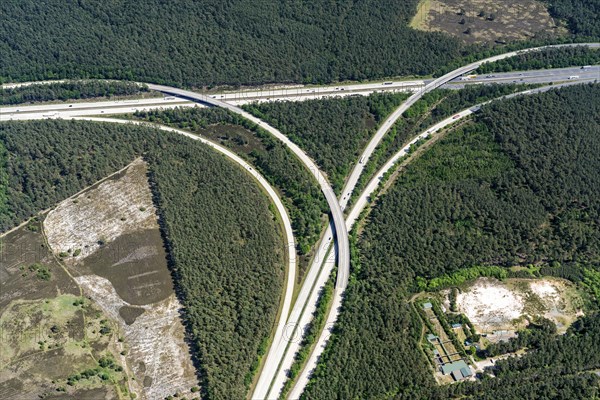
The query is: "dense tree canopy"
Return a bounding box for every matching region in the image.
[548,0,600,37]
[302,84,600,399]
[243,92,409,193]
[477,46,600,73]
[0,0,464,87]
[353,83,536,203]
[132,107,327,260]
[0,120,285,399]
[0,81,150,105]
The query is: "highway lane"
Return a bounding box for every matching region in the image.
[3,73,596,400]
[285,43,599,400]
[70,117,300,381]
[448,65,600,88]
[287,81,581,399]
[339,43,600,214]
[0,97,197,121]
[0,80,353,400]
[2,66,598,121]
[0,111,300,398]
[137,85,350,400]
[1,43,598,399]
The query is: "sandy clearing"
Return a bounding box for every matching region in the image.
[75,275,198,400]
[44,159,157,261]
[456,279,524,332]
[530,280,559,300]
[456,277,584,334]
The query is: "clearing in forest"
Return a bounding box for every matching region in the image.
[410,0,565,44]
[43,158,200,400]
[455,277,584,335]
[0,220,128,399]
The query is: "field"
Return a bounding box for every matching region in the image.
[0,218,78,311]
[456,277,585,334]
[43,159,199,399]
[0,220,128,399]
[411,0,565,44]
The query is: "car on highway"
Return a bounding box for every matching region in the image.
[452,114,461,120]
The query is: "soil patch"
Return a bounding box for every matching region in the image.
[411,0,565,44]
[42,158,199,399]
[456,277,584,334]
[119,305,145,325]
[75,275,199,400]
[0,220,78,311]
[0,295,124,400]
[44,158,158,262]
[81,229,172,305]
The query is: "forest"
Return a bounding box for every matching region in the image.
[0,0,463,87]
[0,81,150,105]
[132,106,327,261]
[243,92,409,193]
[1,1,598,88]
[477,46,600,73]
[352,83,535,203]
[302,84,600,399]
[548,0,600,37]
[0,120,285,399]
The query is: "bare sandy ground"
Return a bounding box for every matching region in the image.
[76,275,198,400]
[44,158,157,261]
[456,277,583,334]
[43,159,199,399]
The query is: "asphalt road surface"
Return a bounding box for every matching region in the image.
[285,43,599,400]
[1,42,598,400]
[2,65,599,121]
[287,81,581,398]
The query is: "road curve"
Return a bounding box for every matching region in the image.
[288,81,584,398]
[290,41,599,396]
[145,84,350,287]
[1,42,597,399]
[65,117,298,393]
[147,44,598,399]
[338,42,600,212]
[137,85,351,399]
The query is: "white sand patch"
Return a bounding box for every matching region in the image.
[44,159,157,261]
[530,280,559,301]
[75,275,199,400]
[456,278,524,332]
[456,277,584,334]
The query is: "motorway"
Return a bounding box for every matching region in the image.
[128,85,351,400]
[0,96,198,120]
[2,66,599,122]
[1,42,598,400]
[284,42,600,400]
[287,80,582,398]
